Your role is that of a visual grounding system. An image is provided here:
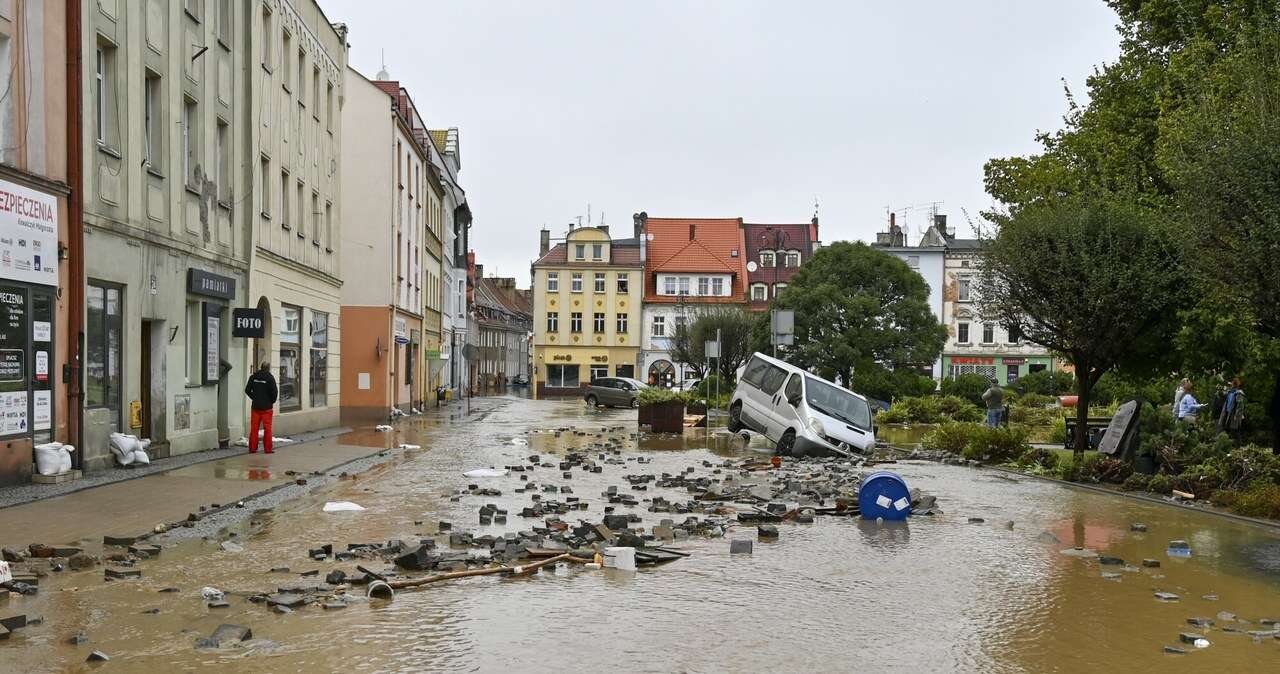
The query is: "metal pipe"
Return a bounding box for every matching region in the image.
[65,0,85,466]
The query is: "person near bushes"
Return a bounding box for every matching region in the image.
[1218,377,1246,441]
[1173,378,1191,419]
[244,362,279,454]
[982,380,1004,428]
[1176,381,1207,424]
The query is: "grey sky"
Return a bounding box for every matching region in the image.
[323,1,1121,280]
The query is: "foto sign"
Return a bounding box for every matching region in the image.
[232,308,265,338]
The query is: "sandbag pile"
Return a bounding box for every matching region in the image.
[34,442,75,475]
[109,432,152,467]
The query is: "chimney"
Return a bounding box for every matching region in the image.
[889,212,896,228]
[689,224,696,240]
[539,228,550,256]
[632,213,642,239]
[475,264,484,279]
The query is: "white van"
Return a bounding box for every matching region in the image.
[728,352,875,456]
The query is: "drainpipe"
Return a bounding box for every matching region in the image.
[66,0,85,466]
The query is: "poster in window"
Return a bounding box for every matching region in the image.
[0,350,21,382]
[33,390,50,431]
[203,304,221,384]
[0,391,27,434]
[35,350,47,382]
[33,320,50,342]
[174,394,191,430]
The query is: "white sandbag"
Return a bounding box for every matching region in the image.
[58,446,73,473]
[34,442,64,476]
[375,425,393,432]
[462,468,507,478]
[322,501,365,512]
[129,449,151,465]
[109,432,140,458]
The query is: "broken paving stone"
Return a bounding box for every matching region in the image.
[266,594,307,609]
[207,600,231,609]
[195,638,220,650]
[1179,632,1206,644]
[272,605,293,615]
[27,544,55,558]
[1142,559,1161,568]
[1217,611,1238,622]
[0,615,27,631]
[210,624,252,644]
[68,554,97,570]
[104,567,141,580]
[86,650,110,662]
[321,601,348,610]
[1098,556,1125,566]
[1155,592,1181,602]
[68,631,90,646]
[967,517,985,524]
[219,541,245,553]
[1130,523,1147,532]
[0,548,22,562]
[1187,617,1214,628]
[730,539,753,555]
[103,535,140,547]
[1163,646,1186,655]
[757,525,779,540]
[325,570,347,585]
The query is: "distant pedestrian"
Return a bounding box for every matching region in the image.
[1173,378,1191,419]
[244,362,278,453]
[1176,381,1207,423]
[982,380,1004,428]
[1218,377,1246,440]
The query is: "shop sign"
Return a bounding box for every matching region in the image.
[187,268,236,300]
[1003,357,1026,365]
[394,317,409,344]
[591,355,608,363]
[232,308,266,338]
[551,354,572,362]
[425,349,442,360]
[0,179,58,286]
[951,356,994,365]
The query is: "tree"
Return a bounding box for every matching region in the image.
[978,195,1182,457]
[670,306,756,383]
[761,242,946,389]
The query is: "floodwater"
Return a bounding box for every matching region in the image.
[2,397,1278,673]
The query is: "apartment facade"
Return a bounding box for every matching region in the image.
[425,128,470,398]
[532,224,642,397]
[246,0,346,435]
[79,0,253,465]
[473,270,532,391]
[0,0,72,484]
[338,69,431,421]
[872,214,945,379]
[742,218,819,311]
[639,214,748,387]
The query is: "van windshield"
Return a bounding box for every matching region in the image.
[805,377,871,430]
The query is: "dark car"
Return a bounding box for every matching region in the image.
[584,377,646,408]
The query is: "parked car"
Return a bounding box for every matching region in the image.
[676,378,701,392]
[584,377,647,408]
[511,374,530,386]
[727,352,875,457]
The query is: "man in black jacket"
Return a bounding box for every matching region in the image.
[244,362,278,453]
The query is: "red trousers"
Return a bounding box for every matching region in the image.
[249,408,274,452]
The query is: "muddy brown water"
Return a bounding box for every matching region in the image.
[2,397,1278,673]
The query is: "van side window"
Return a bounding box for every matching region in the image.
[759,365,788,395]
[741,357,770,387]
[784,374,802,402]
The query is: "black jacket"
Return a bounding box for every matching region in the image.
[245,369,278,411]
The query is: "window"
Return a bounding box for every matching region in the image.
[711,277,724,296]
[651,315,665,337]
[86,282,123,426]
[95,41,117,146]
[310,312,328,407]
[678,277,690,295]
[785,251,801,267]
[760,251,775,268]
[185,301,202,384]
[282,30,292,90]
[594,273,606,293]
[570,312,583,333]
[297,48,306,104]
[311,192,320,244]
[279,305,301,411]
[571,272,583,292]
[759,364,788,395]
[545,364,580,388]
[958,278,971,301]
[982,323,995,344]
[592,244,603,260]
[957,322,970,344]
[312,66,320,114]
[663,276,676,295]
[0,35,9,162]
[574,244,585,260]
[280,170,290,228]
[774,282,788,296]
[616,313,628,334]
[143,71,160,167]
[698,277,710,296]
[296,180,304,237]
[907,255,919,269]
[217,0,230,44]
[616,364,634,379]
[616,273,629,293]
[182,97,198,186]
[260,156,270,216]
[325,82,334,131]
[784,374,802,402]
[1007,324,1021,345]
[590,365,608,381]
[260,6,272,68]
[546,312,558,332]
[547,272,559,292]
[216,119,229,201]
[593,313,605,332]
[751,284,766,301]
[741,356,770,388]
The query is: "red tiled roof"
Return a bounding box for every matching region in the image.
[533,242,642,268]
[742,222,814,287]
[643,217,748,303]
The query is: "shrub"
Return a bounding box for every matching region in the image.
[1121,473,1152,491]
[694,374,729,399]
[1014,393,1057,408]
[920,422,982,454]
[1016,370,1075,396]
[1048,422,1068,445]
[637,388,686,406]
[1220,481,1280,520]
[875,406,909,424]
[1009,405,1060,426]
[941,374,991,406]
[1147,473,1175,495]
[1016,447,1060,471]
[968,426,1031,463]
[851,367,937,402]
[936,395,984,422]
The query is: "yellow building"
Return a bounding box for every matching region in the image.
[532,224,644,397]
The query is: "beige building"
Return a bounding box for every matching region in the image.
[79,0,253,463]
[532,225,643,397]
[246,0,347,434]
[339,68,436,421]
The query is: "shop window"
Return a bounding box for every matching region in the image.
[279,305,301,411]
[86,282,123,429]
[615,364,634,379]
[545,364,579,388]
[310,311,328,407]
[590,364,608,380]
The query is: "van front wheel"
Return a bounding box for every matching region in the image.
[727,402,744,432]
[776,429,797,456]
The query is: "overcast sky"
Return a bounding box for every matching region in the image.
[323,1,1121,281]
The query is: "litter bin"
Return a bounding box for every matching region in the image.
[859,471,912,521]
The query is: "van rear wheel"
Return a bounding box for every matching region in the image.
[776,429,797,456]
[727,402,744,432]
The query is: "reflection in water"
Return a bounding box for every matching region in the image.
[1,396,1277,673]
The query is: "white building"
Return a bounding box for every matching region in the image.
[872,214,945,379]
[424,128,470,398]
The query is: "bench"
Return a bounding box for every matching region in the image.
[1062,416,1113,449]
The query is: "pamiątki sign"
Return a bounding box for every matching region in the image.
[187,268,236,300]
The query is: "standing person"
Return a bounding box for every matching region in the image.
[982,379,1004,428]
[1173,378,1191,419]
[1176,381,1207,423]
[1219,377,1246,440]
[244,362,278,454]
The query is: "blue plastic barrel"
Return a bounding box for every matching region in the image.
[859,471,912,521]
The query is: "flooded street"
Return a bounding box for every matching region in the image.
[2,396,1278,673]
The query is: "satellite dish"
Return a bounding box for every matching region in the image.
[746,261,759,272]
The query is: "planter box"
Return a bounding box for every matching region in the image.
[639,401,685,433]
[686,402,708,415]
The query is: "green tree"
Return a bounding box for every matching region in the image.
[978,195,1182,457]
[761,242,946,389]
[941,374,991,407]
[670,306,756,383]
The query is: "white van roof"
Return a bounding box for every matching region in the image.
[746,352,870,403]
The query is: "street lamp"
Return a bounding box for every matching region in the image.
[761,227,790,357]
